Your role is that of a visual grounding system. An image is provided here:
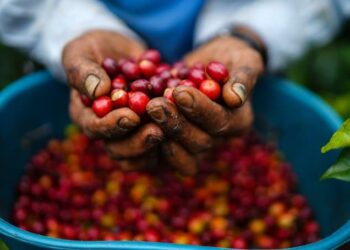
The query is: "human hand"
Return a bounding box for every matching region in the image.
[147,32,265,174]
[64,30,163,169]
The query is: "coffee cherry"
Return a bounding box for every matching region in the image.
[256,235,275,249]
[188,216,206,234]
[39,175,52,189]
[141,49,161,64]
[31,221,45,234]
[156,64,171,74]
[180,79,196,88]
[121,61,141,80]
[303,221,319,234]
[149,75,166,96]
[128,92,150,115]
[87,226,100,240]
[79,94,92,106]
[172,61,185,69]
[278,213,295,229]
[206,61,228,82]
[163,87,175,103]
[171,63,189,79]
[249,219,266,234]
[100,213,116,228]
[130,79,151,94]
[159,70,172,81]
[111,89,128,109]
[269,202,285,218]
[62,225,77,240]
[92,189,108,207]
[188,68,206,85]
[92,96,113,118]
[199,80,221,101]
[167,78,181,88]
[231,237,247,249]
[46,218,59,232]
[101,58,119,78]
[193,63,205,70]
[111,75,127,90]
[144,228,161,242]
[299,208,312,220]
[292,194,307,208]
[139,60,157,78]
[118,58,132,68]
[14,208,27,222]
[177,66,189,79]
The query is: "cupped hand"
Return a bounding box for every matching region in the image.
[64,30,163,169]
[147,34,265,174]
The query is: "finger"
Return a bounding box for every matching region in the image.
[147,97,213,153]
[63,41,112,99]
[161,141,197,176]
[173,86,253,136]
[222,42,264,107]
[105,123,163,160]
[69,90,140,139]
[223,65,261,108]
[62,31,145,99]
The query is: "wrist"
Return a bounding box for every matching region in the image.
[219,25,268,66]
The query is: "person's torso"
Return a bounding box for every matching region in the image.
[100,0,205,62]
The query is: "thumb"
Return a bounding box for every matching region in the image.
[63,43,111,99]
[62,31,145,99]
[223,64,263,108]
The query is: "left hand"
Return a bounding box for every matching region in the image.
[147,34,265,175]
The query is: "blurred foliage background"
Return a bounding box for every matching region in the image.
[0,22,349,118]
[286,21,350,119]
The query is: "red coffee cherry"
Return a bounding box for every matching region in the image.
[139,60,157,78]
[111,89,129,109]
[92,96,113,118]
[199,80,221,101]
[79,94,92,106]
[149,75,166,96]
[206,61,229,83]
[121,61,141,80]
[130,79,151,94]
[140,49,161,64]
[180,79,196,88]
[188,68,206,86]
[128,91,150,115]
[111,75,127,90]
[101,58,119,78]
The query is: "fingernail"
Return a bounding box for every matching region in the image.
[148,106,167,123]
[118,117,136,130]
[174,91,194,109]
[84,74,100,98]
[146,135,162,146]
[232,83,247,104]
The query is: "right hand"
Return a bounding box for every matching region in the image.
[63,30,164,170]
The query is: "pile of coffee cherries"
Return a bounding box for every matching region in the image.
[80,49,228,117]
[12,125,320,249]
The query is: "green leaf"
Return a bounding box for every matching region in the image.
[0,239,9,250]
[321,118,350,153]
[321,156,350,181]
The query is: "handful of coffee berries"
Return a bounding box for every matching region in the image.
[80,49,229,118]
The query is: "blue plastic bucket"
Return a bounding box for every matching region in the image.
[0,71,349,250]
